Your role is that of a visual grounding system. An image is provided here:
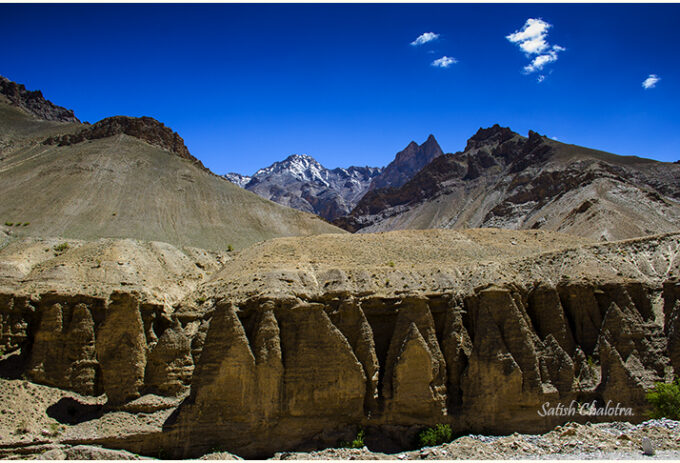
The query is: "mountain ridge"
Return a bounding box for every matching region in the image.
[0,75,79,123]
[0,76,343,251]
[223,135,446,221]
[334,125,680,241]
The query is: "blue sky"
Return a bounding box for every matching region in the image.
[1,4,678,174]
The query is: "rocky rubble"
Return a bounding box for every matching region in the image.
[272,419,680,460]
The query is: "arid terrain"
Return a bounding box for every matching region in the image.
[0,75,679,460]
[0,78,340,252]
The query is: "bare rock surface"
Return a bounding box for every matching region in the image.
[0,75,79,123]
[159,229,679,457]
[38,444,149,460]
[43,116,199,167]
[369,134,444,191]
[0,229,677,459]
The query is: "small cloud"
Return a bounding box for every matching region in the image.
[431,56,457,68]
[551,136,558,141]
[507,18,565,76]
[506,18,551,47]
[642,74,660,89]
[537,74,545,83]
[523,46,563,73]
[411,32,439,46]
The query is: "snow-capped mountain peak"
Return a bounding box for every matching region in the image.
[224,153,382,221]
[223,172,252,188]
[253,154,331,187]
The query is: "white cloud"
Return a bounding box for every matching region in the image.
[411,32,439,46]
[523,46,563,73]
[507,18,565,76]
[642,74,660,89]
[537,74,546,83]
[506,18,551,45]
[431,56,457,68]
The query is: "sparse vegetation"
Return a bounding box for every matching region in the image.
[53,243,69,253]
[586,355,597,369]
[22,222,29,226]
[646,378,680,420]
[227,244,234,252]
[339,428,365,449]
[4,222,13,226]
[417,424,453,448]
[387,261,395,267]
[197,296,207,304]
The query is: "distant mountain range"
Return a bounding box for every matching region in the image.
[227,124,680,242]
[2,74,678,245]
[223,135,445,221]
[335,125,680,241]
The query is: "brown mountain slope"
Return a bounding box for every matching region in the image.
[336,125,680,241]
[0,80,342,251]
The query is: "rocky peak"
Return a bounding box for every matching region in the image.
[251,153,329,186]
[43,115,207,169]
[229,153,383,221]
[370,134,444,191]
[0,75,80,123]
[465,124,517,151]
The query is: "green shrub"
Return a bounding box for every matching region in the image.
[227,244,234,252]
[4,222,13,226]
[417,424,452,448]
[387,261,395,267]
[646,378,680,420]
[340,428,365,449]
[586,355,597,369]
[53,243,70,253]
[22,222,29,226]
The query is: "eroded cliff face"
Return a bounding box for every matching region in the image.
[0,230,678,458]
[0,291,195,404]
[160,277,674,457]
